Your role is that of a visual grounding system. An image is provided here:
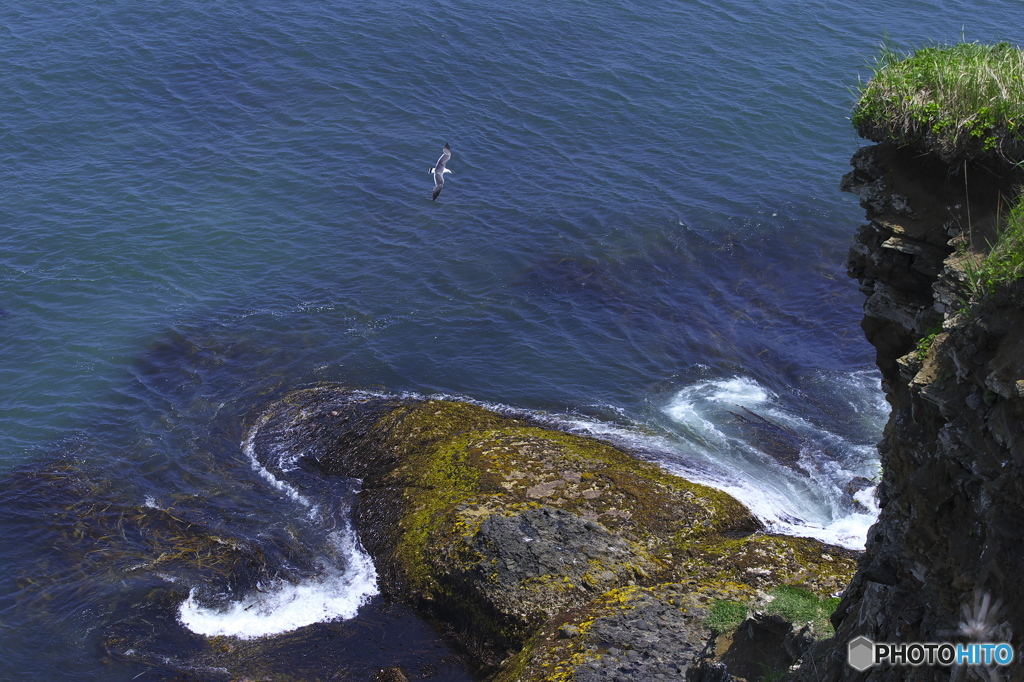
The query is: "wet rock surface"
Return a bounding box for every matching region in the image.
[254,387,858,680]
[563,587,711,682]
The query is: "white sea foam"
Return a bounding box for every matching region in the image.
[854,484,880,515]
[706,376,772,405]
[658,373,883,549]
[241,412,314,511]
[379,380,883,549]
[178,410,379,640]
[178,528,378,639]
[663,464,879,549]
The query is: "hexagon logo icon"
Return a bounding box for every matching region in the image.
[848,635,875,672]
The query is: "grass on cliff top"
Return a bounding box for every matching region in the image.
[853,41,1024,162]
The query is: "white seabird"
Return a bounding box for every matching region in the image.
[430,142,452,201]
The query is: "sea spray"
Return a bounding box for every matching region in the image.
[352,378,883,550]
[242,409,317,511]
[178,526,378,639]
[178,407,380,639]
[659,374,881,549]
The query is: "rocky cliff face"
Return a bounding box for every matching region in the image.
[811,142,1024,680]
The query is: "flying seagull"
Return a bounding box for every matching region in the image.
[430,142,452,201]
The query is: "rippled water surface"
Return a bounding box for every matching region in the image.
[2,0,1023,678]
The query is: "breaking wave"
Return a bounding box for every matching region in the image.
[178,526,378,639]
[656,373,884,549]
[177,411,380,639]
[351,372,885,550]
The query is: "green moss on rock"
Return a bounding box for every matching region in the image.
[278,391,861,678]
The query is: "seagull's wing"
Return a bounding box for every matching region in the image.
[436,142,451,170]
[431,143,450,201]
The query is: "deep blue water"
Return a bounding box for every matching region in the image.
[2,0,1022,678]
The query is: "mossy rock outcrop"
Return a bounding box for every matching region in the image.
[252,386,859,679]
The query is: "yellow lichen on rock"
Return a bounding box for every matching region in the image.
[301,394,860,678]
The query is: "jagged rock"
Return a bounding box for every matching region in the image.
[792,143,1024,681]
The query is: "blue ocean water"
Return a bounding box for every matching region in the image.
[1,0,1022,678]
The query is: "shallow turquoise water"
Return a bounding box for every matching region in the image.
[1,0,1021,678]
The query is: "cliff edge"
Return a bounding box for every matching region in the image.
[802,141,1024,681]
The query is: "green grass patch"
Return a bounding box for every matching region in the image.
[707,586,841,637]
[763,585,841,637]
[708,599,748,633]
[978,192,1024,290]
[853,40,1024,162]
[958,190,1024,302]
[914,323,945,362]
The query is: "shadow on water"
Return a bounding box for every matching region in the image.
[504,222,873,391]
[0,323,475,681]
